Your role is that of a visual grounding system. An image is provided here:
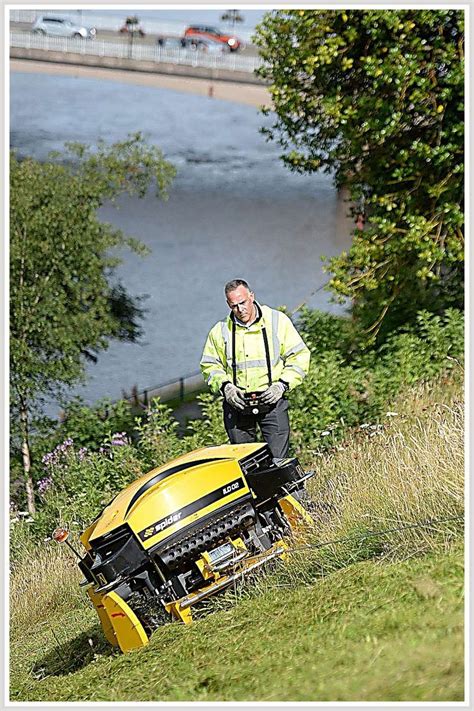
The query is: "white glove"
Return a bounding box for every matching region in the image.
[223,383,246,410]
[260,381,286,405]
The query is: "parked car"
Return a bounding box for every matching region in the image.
[194,38,230,54]
[157,36,193,49]
[32,15,96,39]
[183,25,242,52]
[157,35,226,53]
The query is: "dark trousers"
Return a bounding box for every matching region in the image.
[223,398,290,460]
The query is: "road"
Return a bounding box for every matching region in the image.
[9,22,261,56]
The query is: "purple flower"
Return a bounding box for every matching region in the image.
[42,438,75,469]
[78,447,88,461]
[111,432,128,447]
[57,437,74,454]
[38,476,53,495]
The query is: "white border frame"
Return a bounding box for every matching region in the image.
[3,2,471,709]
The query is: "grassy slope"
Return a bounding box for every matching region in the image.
[9,375,464,702]
[10,544,463,702]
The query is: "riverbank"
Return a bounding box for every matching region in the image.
[10,377,464,702]
[10,58,271,107]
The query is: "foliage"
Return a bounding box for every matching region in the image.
[9,397,140,514]
[134,399,185,470]
[181,393,227,450]
[295,306,355,356]
[9,306,463,552]
[255,10,464,337]
[23,435,143,542]
[289,307,463,456]
[10,133,175,404]
[50,397,139,451]
[10,133,176,510]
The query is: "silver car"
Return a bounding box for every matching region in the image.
[32,15,96,39]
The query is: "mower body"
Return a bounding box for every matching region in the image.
[78,442,313,652]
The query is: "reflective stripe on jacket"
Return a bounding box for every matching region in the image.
[200,303,310,395]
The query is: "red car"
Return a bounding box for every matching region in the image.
[183,25,242,52]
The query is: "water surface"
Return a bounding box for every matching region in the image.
[10,71,352,409]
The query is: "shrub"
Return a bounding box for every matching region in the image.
[10,307,463,557]
[289,308,464,457]
[12,435,144,548]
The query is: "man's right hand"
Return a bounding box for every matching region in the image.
[223,383,246,410]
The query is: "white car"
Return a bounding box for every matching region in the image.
[32,15,96,39]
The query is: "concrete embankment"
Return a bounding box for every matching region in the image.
[10,58,271,107]
[10,47,264,85]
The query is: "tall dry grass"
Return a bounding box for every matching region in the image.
[297,376,464,573]
[10,544,84,633]
[10,374,464,631]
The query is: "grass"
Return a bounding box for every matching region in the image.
[9,545,464,702]
[300,372,464,569]
[9,373,465,702]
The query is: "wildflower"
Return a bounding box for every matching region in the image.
[58,438,74,453]
[111,432,128,447]
[42,451,56,466]
[78,447,88,461]
[38,476,53,495]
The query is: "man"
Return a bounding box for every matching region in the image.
[200,279,310,460]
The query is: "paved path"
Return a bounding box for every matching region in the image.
[10,58,271,107]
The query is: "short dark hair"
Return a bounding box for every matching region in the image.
[224,279,251,295]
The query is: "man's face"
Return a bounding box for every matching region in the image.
[226,286,255,323]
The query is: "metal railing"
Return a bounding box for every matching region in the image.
[122,371,206,408]
[10,31,263,74]
[9,10,257,43]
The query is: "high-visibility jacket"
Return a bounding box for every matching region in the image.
[200,303,310,395]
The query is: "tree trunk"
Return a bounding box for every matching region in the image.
[19,398,35,515]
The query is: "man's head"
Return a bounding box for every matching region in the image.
[225,279,256,324]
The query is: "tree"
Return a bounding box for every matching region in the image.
[220,10,244,28]
[10,134,176,513]
[255,10,464,339]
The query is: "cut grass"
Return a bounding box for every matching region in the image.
[10,543,464,702]
[9,373,464,702]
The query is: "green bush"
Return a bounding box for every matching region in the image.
[10,397,141,512]
[134,398,185,469]
[289,308,464,457]
[43,397,139,452]
[13,435,144,547]
[10,307,463,557]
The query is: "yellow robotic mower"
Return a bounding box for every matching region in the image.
[55,443,314,653]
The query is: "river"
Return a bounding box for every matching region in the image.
[10,69,353,412]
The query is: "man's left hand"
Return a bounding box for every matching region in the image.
[260,382,286,405]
